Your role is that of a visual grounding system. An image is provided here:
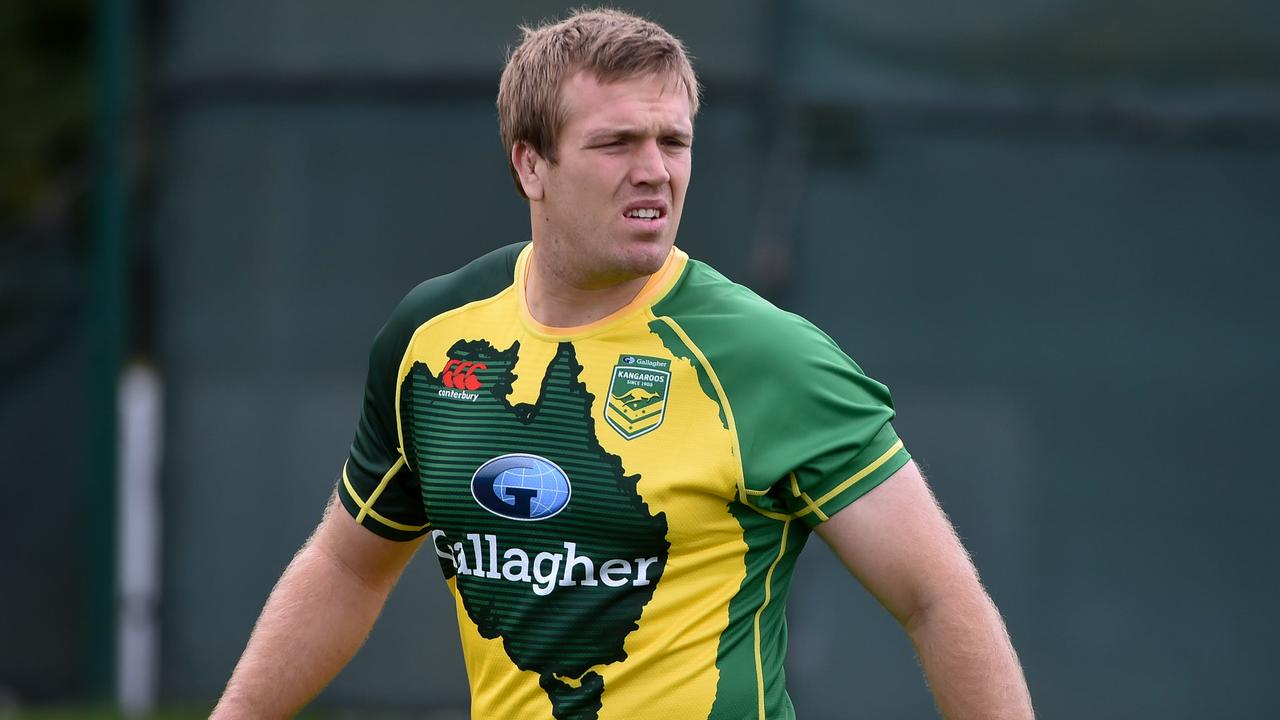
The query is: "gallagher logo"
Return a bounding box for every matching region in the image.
[471,454,572,521]
[441,359,486,390]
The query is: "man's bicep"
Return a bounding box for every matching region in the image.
[815,460,976,627]
[313,491,426,595]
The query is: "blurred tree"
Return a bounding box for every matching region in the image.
[0,0,90,233]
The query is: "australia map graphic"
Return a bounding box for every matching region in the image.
[400,339,670,720]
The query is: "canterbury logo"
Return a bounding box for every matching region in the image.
[442,359,487,390]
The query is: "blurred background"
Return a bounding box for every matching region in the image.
[2,0,1278,718]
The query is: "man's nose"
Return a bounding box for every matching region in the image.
[629,139,671,186]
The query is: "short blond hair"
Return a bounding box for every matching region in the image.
[497,8,701,197]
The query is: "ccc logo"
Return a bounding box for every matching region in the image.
[442,359,487,391]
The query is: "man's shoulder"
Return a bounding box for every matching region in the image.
[370,242,525,362]
[659,256,841,358]
[384,242,525,336]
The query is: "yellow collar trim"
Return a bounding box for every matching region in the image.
[515,243,688,340]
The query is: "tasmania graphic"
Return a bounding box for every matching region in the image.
[400,340,670,720]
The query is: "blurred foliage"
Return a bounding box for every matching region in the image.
[3,708,205,720]
[0,706,458,720]
[2,707,330,720]
[0,0,90,228]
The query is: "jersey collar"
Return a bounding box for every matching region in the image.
[514,243,688,341]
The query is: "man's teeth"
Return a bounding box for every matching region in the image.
[626,208,661,219]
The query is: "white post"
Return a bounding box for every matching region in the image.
[116,362,163,717]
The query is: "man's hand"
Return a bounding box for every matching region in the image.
[817,460,1034,720]
[211,492,424,719]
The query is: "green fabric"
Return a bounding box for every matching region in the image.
[651,259,910,528]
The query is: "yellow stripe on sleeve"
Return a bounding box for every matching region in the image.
[793,439,906,519]
[788,473,828,523]
[342,458,429,533]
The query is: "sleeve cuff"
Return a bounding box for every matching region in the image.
[788,436,912,529]
[339,460,431,541]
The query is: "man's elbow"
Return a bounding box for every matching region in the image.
[900,570,998,639]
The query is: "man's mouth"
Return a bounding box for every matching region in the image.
[624,207,665,219]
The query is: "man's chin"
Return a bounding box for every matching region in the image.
[620,239,673,276]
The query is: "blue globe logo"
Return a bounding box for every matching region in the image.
[471,454,572,521]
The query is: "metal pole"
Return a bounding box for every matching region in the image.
[90,0,133,699]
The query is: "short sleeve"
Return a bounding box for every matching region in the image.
[338,315,430,541]
[732,318,911,529]
[769,349,910,528]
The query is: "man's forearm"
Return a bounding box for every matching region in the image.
[211,537,393,719]
[907,588,1034,720]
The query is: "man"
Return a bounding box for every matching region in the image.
[213,9,1034,720]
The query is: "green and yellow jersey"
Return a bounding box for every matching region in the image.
[340,242,910,720]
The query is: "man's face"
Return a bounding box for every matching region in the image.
[530,70,693,288]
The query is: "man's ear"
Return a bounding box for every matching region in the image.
[511,142,546,201]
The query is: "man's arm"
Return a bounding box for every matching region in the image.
[211,492,425,719]
[816,460,1034,720]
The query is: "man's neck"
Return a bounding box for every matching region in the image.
[524,248,653,329]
